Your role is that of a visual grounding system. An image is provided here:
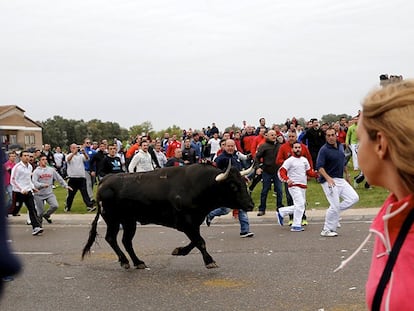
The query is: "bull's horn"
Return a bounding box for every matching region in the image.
[215,160,231,182]
[240,164,254,177]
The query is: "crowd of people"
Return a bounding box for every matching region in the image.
[3,75,414,309]
[3,114,364,236]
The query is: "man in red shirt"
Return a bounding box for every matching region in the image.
[276,129,313,226]
[251,127,266,158]
[166,134,181,159]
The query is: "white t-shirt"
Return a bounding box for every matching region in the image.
[208,137,221,154]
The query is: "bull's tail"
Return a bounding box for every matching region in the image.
[82,200,102,259]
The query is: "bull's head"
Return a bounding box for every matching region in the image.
[215,161,254,182]
[215,161,232,182]
[214,161,254,211]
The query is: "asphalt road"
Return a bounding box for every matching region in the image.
[1,219,373,311]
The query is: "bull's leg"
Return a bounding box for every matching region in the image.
[171,241,195,256]
[172,226,218,269]
[121,220,147,269]
[104,220,130,269]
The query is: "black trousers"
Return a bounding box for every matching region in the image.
[65,177,93,211]
[12,191,41,228]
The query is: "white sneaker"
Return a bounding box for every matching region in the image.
[32,227,44,236]
[320,229,338,237]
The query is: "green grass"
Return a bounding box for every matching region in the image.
[51,169,388,214]
[249,176,388,211]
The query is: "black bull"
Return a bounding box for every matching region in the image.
[82,162,254,269]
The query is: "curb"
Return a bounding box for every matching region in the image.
[7,208,380,226]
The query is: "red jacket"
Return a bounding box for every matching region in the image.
[241,134,256,154]
[276,141,313,169]
[251,135,266,158]
[166,140,182,158]
[366,193,414,310]
[126,143,139,159]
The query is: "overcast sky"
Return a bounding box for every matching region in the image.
[1,0,412,131]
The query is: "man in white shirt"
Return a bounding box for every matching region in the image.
[10,150,43,235]
[128,141,155,173]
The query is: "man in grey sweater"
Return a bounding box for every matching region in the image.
[32,154,72,224]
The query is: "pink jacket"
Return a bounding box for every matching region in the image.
[3,160,16,185]
[366,193,414,310]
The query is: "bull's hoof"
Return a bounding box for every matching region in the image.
[120,262,130,269]
[172,247,186,256]
[205,262,219,269]
[135,263,147,269]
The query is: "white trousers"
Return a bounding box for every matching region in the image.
[350,144,359,170]
[321,178,359,232]
[278,187,306,228]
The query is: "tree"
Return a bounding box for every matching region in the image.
[225,123,241,134]
[154,125,182,140]
[129,121,155,140]
[41,116,129,151]
[320,113,352,125]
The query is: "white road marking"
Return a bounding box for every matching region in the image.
[13,252,53,255]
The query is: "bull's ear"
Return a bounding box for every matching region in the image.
[215,160,231,182]
[240,164,254,177]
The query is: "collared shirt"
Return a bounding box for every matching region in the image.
[316,142,345,183]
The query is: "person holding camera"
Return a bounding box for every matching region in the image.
[64,143,96,212]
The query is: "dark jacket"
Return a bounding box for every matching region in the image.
[215,151,242,171]
[182,147,196,164]
[254,139,280,174]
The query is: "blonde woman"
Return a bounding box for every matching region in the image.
[357,80,414,310]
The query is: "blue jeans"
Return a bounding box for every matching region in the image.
[5,184,13,211]
[259,171,283,212]
[208,208,250,233]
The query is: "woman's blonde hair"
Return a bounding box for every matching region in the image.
[362,80,414,192]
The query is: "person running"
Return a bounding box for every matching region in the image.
[205,139,254,238]
[10,150,43,235]
[316,127,359,237]
[32,154,72,224]
[277,142,318,232]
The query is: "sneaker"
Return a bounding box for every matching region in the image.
[354,172,365,184]
[32,227,44,236]
[353,179,358,189]
[288,220,293,226]
[257,211,265,216]
[64,206,70,212]
[240,232,254,238]
[205,215,212,227]
[87,206,97,212]
[277,212,284,226]
[301,219,308,226]
[2,276,14,282]
[290,226,305,232]
[43,215,52,224]
[320,229,338,237]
